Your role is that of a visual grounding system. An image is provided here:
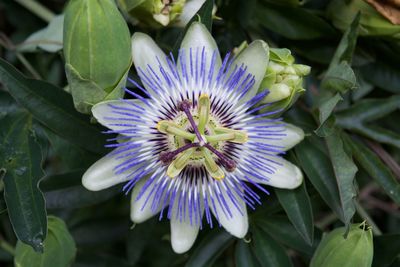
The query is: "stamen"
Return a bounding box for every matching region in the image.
[202,148,225,180]
[214,127,248,143]
[178,100,205,146]
[198,94,210,134]
[159,143,199,165]
[167,147,196,178]
[157,120,195,141]
[204,143,237,172]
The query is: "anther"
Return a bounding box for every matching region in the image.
[204,143,237,172]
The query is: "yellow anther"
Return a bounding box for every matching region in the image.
[202,148,225,180]
[198,94,210,134]
[156,120,195,141]
[167,148,196,178]
[213,127,248,143]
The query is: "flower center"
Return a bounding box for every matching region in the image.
[156,94,248,180]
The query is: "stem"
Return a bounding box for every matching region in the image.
[0,33,42,79]
[0,236,15,256]
[15,0,55,23]
[16,53,42,79]
[365,139,400,180]
[355,201,382,236]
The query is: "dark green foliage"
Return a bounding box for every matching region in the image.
[1,0,399,266]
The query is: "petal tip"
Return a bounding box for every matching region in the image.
[82,166,105,191]
[287,165,304,189]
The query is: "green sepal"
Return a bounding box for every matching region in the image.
[65,63,128,114]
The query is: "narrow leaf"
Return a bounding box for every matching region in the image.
[336,96,400,149]
[185,230,233,267]
[0,58,107,154]
[254,216,321,256]
[0,112,47,252]
[318,93,343,127]
[256,3,336,40]
[325,129,358,228]
[252,226,293,267]
[295,138,344,221]
[275,182,314,246]
[235,240,261,267]
[40,171,121,209]
[343,135,400,205]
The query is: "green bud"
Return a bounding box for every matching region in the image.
[310,222,373,267]
[258,48,310,116]
[232,43,310,116]
[270,48,295,65]
[263,84,291,103]
[64,0,132,114]
[327,0,400,40]
[117,0,186,27]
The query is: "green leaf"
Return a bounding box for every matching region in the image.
[336,96,400,149]
[318,93,343,126]
[322,61,357,93]
[317,13,360,130]
[41,127,98,170]
[327,13,360,68]
[295,138,344,221]
[372,234,400,267]
[40,171,121,209]
[275,182,314,246]
[343,135,400,205]
[0,112,47,252]
[256,3,336,40]
[325,129,358,228]
[235,240,261,267]
[185,230,233,267]
[14,216,76,267]
[254,215,320,256]
[0,58,107,155]
[251,226,293,267]
[172,0,214,55]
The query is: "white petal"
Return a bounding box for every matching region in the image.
[130,178,160,223]
[131,32,168,97]
[175,0,206,27]
[251,123,304,151]
[170,215,200,254]
[279,124,304,151]
[178,22,222,80]
[210,185,248,238]
[245,157,303,189]
[92,99,148,134]
[82,152,131,191]
[233,40,269,103]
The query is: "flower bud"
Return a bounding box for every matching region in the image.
[310,222,374,267]
[259,47,310,115]
[64,0,132,114]
[327,0,400,40]
[117,0,186,27]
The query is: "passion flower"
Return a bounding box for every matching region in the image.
[82,22,304,253]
